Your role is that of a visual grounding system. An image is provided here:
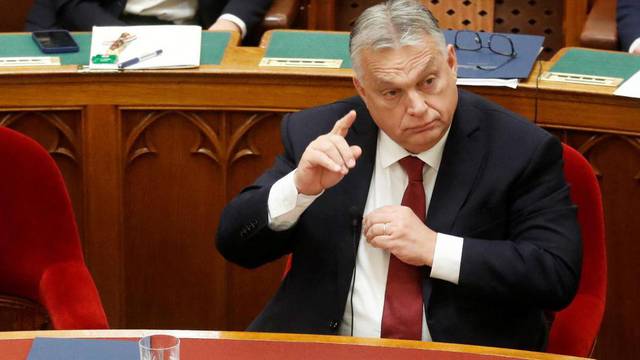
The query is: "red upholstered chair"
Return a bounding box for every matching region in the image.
[547,144,607,357]
[0,127,108,330]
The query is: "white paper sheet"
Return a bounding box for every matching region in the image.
[614,69,640,99]
[89,25,201,70]
[456,78,519,89]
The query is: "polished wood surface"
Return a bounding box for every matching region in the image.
[0,330,588,360]
[0,39,638,359]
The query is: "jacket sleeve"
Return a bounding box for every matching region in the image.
[458,136,582,311]
[617,0,640,51]
[58,0,126,31]
[216,112,300,268]
[221,0,273,34]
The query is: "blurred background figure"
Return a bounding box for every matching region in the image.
[25,0,273,43]
[617,0,640,54]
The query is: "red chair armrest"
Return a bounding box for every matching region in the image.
[39,262,109,330]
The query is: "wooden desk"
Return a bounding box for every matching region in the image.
[0,330,588,359]
[0,44,637,360]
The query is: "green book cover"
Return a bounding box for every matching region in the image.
[550,48,640,81]
[265,31,352,69]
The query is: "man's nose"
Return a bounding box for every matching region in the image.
[406,90,428,117]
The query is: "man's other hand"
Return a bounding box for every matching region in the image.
[363,205,436,267]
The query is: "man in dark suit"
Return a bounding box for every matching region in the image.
[216,0,581,351]
[617,0,640,54]
[26,0,272,42]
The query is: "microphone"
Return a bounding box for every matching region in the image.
[348,206,362,336]
[349,206,361,236]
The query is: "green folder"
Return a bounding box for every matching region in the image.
[550,48,640,81]
[0,32,230,66]
[265,31,352,69]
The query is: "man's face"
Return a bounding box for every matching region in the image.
[353,36,458,154]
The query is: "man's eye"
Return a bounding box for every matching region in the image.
[382,90,398,98]
[422,78,435,86]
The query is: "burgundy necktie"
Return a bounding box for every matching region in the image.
[381,156,425,340]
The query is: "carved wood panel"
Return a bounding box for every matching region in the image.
[426,0,494,32]
[494,0,563,60]
[0,111,84,248]
[546,129,640,360]
[330,0,494,32]
[121,109,286,330]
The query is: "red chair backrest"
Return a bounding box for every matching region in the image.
[0,127,108,329]
[547,144,607,357]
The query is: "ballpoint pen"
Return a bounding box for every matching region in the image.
[118,49,163,69]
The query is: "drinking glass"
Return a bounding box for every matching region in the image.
[139,334,180,360]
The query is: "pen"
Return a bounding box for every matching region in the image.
[118,49,163,69]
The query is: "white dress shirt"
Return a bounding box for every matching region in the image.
[629,37,640,53]
[124,0,198,23]
[124,0,248,37]
[267,127,463,341]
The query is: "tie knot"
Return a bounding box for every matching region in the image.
[399,156,424,182]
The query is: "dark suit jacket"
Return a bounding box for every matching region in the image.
[617,0,640,51]
[216,90,582,351]
[25,0,272,37]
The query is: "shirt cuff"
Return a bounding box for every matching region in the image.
[218,13,247,38]
[267,170,322,230]
[430,233,463,284]
[629,37,640,53]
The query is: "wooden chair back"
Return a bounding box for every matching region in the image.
[0,0,34,32]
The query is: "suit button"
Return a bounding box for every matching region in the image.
[329,320,339,330]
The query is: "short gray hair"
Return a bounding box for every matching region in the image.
[349,0,447,77]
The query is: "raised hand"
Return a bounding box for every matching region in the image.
[294,110,362,195]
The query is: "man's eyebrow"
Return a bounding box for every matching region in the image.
[373,78,397,88]
[372,62,437,89]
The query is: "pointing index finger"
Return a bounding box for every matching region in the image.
[330,110,357,137]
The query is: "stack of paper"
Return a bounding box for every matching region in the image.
[89,25,201,70]
[614,70,640,99]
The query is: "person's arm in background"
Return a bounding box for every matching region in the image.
[57,0,126,31]
[208,0,273,39]
[617,0,640,54]
[26,0,58,31]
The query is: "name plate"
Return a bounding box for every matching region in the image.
[259,57,343,69]
[541,71,623,87]
[0,57,61,67]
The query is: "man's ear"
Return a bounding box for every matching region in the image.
[446,44,457,74]
[353,76,366,98]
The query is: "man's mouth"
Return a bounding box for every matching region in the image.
[405,119,438,133]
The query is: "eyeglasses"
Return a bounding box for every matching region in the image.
[454,30,517,71]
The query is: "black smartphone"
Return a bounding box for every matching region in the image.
[32,30,79,54]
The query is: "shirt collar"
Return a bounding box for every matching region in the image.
[379,124,451,171]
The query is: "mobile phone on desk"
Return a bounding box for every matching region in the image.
[32,30,79,54]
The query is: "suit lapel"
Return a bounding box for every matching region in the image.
[338,97,378,248]
[331,98,378,313]
[427,92,485,234]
